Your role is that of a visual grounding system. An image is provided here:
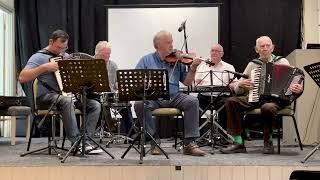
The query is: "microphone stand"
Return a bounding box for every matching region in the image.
[179,22,193,93]
[182,27,188,54]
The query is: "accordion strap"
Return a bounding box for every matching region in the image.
[251,59,263,65]
[251,55,283,65]
[37,49,60,57]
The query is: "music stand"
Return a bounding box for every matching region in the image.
[301,62,320,163]
[118,69,170,164]
[196,70,235,152]
[57,59,115,163]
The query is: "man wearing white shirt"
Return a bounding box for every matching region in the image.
[195,44,235,130]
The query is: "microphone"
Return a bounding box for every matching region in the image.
[204,60,215,67]
[225,70,249,79]
[178,20,187,32]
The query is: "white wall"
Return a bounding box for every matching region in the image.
[0,0,13,10]
[107,6,219,69]
[302,0,320,48]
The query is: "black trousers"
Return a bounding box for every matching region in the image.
[197,93,228,133]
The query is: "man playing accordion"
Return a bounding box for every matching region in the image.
[220,36,303,154]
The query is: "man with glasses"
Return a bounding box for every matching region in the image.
[19,29,102,154]
[194,44,235,135]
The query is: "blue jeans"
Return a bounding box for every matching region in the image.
[134,93,200,138]
[37,92,101,144]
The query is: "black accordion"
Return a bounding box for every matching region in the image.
[248,63,304,105]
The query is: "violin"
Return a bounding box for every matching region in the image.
[164,50,212,66]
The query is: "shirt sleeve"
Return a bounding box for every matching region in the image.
[135,57,146,69]
[24,54,42,69]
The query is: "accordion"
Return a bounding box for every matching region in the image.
[248,63,304,105]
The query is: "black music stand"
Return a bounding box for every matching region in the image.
[196,70,235,153]
[119,69,170,164]
[302,62,320,163]
[57,59,115,163]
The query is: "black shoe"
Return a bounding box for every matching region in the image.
[263,140,274,154]
[220,143,247,154]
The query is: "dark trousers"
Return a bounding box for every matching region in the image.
[197,93,228,130]
[225,96,281,142]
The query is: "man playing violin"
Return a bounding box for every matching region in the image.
[134,30,205,156]
[195,44,235,131]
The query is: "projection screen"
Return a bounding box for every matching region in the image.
[106,4,220,69]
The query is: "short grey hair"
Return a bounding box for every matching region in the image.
[95,41,111,55]
[255,36,273,47]
[153,30,172,49]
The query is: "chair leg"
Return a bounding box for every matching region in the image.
[11,116,16,145]
[277,116,281,154]
[25,115,31,143]
[60,120,64,138]
[174,115,178,149]
[27,116,37,151]
[292,115,303,150]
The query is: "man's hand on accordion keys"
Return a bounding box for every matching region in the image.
[44,60,59,72]
[290,83,303,94]
[238,79,254,91]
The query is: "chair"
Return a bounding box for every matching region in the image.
[152,108,184,150]
[0,106,31,145]
[244,102,303,153]
[22,79,73,156]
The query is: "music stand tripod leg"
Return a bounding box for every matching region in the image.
[61,88,115,163]
[301,143,320,163]
[106,107,124,147]
[121,109,169,164]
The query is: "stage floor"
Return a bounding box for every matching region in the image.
[0,137,320,166]
[1,137,320,180]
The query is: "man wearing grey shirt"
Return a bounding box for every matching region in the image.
[19,30,102,154]
[94,41,133,134]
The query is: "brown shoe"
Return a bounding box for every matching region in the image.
[183,142,205,156]
[150,139,162,155]
[263,140,274,154]
[220,143,247,154]
[150,145,162,155]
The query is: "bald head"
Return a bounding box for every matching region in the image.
[255,36,273,47]
[210,43,224,64]
[255,36,274,61]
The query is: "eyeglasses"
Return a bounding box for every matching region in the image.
[52,41,68,51]
[211,49,223,53]
[55,45,68,50]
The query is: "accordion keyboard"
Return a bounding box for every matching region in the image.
[248,66,262,103]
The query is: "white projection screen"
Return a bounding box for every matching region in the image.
[106,4,220,69]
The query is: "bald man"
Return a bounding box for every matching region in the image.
[220,36,303,154]
[195,44,235,134]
